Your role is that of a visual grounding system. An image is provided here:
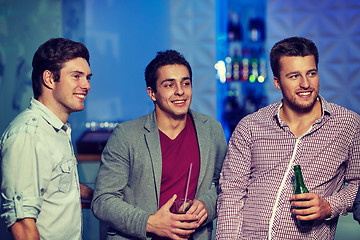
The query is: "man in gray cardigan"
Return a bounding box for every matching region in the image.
[91,50,227,240]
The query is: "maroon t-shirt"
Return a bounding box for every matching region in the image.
[158,115,200,208]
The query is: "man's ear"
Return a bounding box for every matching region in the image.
[273,76,281,90]
[147,86,156,102]
[43,70,55,89]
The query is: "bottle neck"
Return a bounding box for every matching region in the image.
[294,165,308,194]
[294,170,305,185]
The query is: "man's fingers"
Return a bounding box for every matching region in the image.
[174,213,199,224]
[291,199,312,208]
[290,192,315,201]
[162,194,177,210]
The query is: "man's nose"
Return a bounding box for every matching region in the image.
[300,76,310,88]
[81,79,91,91]
[175,84,184,95]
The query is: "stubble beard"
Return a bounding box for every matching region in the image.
[286,91,319,113]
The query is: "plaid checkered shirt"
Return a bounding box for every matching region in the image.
[216,96,360,240]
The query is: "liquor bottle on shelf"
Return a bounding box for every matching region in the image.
[225,57,232,82]
[249,52,258,83]
[241,48,249,82]
[232,50,241,81]
[248,17,265,43]
[227,11,243,59]
[258,47,266,83]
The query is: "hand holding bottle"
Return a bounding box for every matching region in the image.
[291,165,332,226]
[290,192,332,222]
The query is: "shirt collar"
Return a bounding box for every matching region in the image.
[274,95,332,127]
[318,95,332,116]
[29,97,69,131]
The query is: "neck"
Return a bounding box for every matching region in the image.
[37,95,69,123]
[156,111,188,140]
[280,100,322,137]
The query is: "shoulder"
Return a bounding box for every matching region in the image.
[117,114,149,129]
[228,103,280,138]
[241,102,279,124]
[189,110,223,128]
[189,110,227,149]
[323,99,360,125]
[108,113,153,139]
[1,108,41,142]
[190,109,218,123]
[103,113,156,154]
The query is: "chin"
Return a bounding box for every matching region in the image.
[294,102,317,113]
[72,106,85,112]
[172,112,188,119]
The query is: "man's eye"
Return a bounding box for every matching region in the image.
[165,84,173,88]
[308,71,317,77]
[289,75,298,79]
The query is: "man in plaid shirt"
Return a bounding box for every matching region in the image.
[216,37,360,239]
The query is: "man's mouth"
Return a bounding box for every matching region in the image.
[297,92,311,96]
[74,93,86,99]
[172,100,186,104]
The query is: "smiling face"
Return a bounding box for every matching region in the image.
[147,64,192,121]
[274,55,319,113]
[50,57,92,120]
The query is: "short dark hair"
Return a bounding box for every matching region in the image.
[270,37,319,79]
[32,38,90,99]
[145,50,192,92]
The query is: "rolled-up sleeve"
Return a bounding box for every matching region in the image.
[1,131,45,228]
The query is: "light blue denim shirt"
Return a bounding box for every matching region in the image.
[1,98,81,240]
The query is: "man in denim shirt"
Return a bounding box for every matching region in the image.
[1,38,93,239]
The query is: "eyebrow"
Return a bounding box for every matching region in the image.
[285,71,299,77]
[70,70,92,77]
[160,77,190,85]
[285,68,317,77]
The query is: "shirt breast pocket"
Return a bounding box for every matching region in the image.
[58,160,74,193]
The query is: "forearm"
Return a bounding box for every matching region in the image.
[10,218,40,240]
[198,125,227,224]
[216,191,245,239]
[80,183,94,201]
[92,192,151,238]
[196,187,218,225]
[217,161,248,238]
[325,180,360,218]
[215,123,251,238]
[92,130,152,238]
[196,158,226,225]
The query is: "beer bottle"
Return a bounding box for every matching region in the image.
[293,164,313,227]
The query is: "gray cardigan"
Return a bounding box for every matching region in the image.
[91,109,227,240]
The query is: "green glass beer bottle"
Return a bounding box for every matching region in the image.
[293,165,313,227]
